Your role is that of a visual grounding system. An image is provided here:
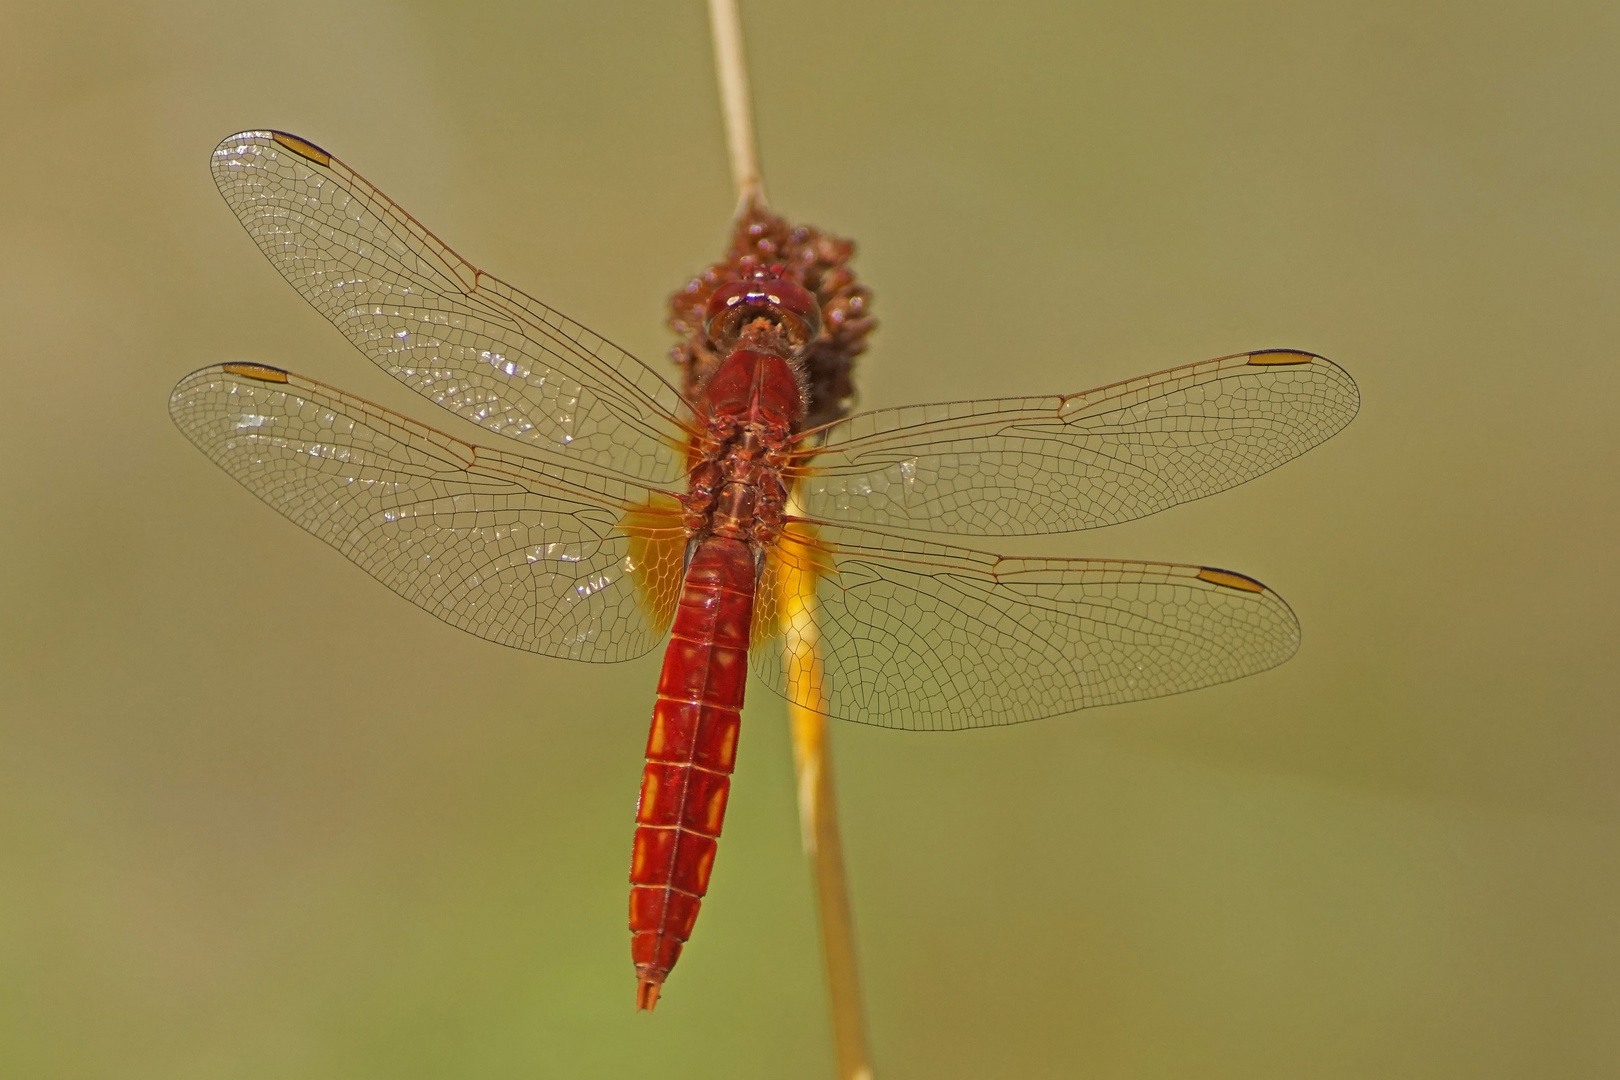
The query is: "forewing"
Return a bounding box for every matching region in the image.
[170,363,686,663]
[211,131,692,484]
[795,350,1358,535]
[753,523,1300,730]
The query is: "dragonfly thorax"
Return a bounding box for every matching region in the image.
[682,348,800,546]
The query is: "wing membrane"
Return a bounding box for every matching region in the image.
[211,131,692,484]
[753,522,1300,730]
[794,350,1357,535]
[170,364,686,663]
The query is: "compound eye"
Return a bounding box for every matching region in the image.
[703,276,822,353]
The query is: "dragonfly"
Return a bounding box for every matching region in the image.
[171,131,1359,1011]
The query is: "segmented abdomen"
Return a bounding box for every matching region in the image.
[628,536,755,1009]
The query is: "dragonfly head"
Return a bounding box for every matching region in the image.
[704,268,821,358]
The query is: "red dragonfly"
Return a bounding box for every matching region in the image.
[171,131,1358,1010]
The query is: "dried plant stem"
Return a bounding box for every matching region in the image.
[703,7,876,1075]
[777,488,875,1079]
[706,0,767,208]
[786,640,876,1080]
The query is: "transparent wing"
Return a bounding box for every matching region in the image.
[170,363,688,663]
[212,131,693,485]
[793,350,1358,535]
[753,522,1300,730]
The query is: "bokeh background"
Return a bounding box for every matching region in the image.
[4,1,1618,1077]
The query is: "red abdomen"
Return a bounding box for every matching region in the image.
[629,536,755,1010]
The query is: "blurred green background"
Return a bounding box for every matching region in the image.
[3,1,1618,1077]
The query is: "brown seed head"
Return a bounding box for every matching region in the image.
[669,198,875,432]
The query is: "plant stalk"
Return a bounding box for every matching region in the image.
[705,4,876,1076]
